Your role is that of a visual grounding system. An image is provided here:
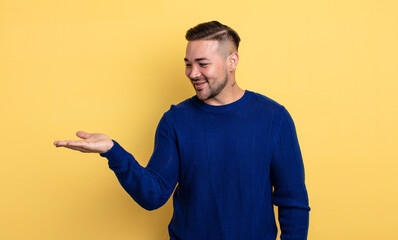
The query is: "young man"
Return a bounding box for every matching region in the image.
[54,21,310,240]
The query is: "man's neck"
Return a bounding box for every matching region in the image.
[203,83,245,106]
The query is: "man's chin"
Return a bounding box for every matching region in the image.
[195,90,210,101]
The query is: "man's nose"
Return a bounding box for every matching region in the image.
[189,65,201,79]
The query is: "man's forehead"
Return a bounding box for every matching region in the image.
[185,40,222,60]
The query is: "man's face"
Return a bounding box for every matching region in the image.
[184,40,229,101]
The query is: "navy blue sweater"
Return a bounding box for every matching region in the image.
[100,90,310,240]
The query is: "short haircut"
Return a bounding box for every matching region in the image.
[185,21,241,51]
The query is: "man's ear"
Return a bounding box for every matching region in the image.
[227,52,239,72]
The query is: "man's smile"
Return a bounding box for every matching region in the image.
[193,80,208,90]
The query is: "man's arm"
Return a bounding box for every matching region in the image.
[270,107,310,240]
[54,111,179,211]
[99,112,179,210]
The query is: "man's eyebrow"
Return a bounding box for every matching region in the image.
[184,57,210,62]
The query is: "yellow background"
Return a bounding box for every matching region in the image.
[1,0,397,239]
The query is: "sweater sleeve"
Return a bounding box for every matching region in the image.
[270,106,310,240]
[99,111,179,211]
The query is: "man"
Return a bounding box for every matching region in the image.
[54,21,310,240]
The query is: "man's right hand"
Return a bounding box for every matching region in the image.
[54,131,114,154]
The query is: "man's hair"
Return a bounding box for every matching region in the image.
[185,21,241,51]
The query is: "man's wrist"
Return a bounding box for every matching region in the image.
[102,139,114,154]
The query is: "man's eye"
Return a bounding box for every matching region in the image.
[199,63,208,67]
[185,64,191,67]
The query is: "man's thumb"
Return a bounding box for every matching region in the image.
[76,131,91,139]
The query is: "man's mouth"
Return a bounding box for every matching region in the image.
[193,80,207,90]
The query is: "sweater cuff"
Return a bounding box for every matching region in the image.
[99,139,126,168]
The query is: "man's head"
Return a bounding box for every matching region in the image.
[185,21,240,56]
[184,21,241,102]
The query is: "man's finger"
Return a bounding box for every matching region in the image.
[65,140,88,148]
[60,145,92,153]
[54,141,69,147]
[54,140,88,148]
[76,131,91,140]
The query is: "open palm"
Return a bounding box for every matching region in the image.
[54,131,114,153]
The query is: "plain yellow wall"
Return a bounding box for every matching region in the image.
[1,0,397,239]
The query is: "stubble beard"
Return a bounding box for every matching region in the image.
[196,73,229,101]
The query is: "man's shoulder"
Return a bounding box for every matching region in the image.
[161,96,195,119]
[249,90,285,113]
[172,97,194,109]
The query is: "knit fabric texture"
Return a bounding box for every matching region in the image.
[100,90,310,240]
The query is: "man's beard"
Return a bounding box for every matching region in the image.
[197,73,229,101]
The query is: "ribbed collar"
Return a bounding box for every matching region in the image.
[190,90,255,113]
